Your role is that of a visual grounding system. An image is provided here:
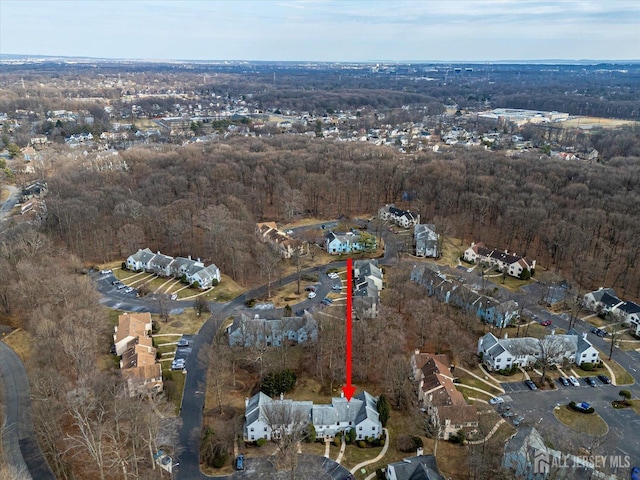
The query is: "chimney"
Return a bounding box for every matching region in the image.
[582,332,587,340]
[188,255,191,260]
[551,328,556,336]
[414,348,420,356]
[280,393,284,400]
[245,397,249,407]
[417,447,424,456]
[504,333,508,339]
[340,391,344,398]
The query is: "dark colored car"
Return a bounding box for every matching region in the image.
[236,454,245,471]
[541,319,552,326]
[598,374,611,384]
[525,379,537,390]
[591,327,607,337]
[585,376,597,387]
[559,377,570,387]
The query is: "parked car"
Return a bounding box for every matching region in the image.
[513,415,525,426]
[100,269,112,275]
[285,229,294,235]
[171,359,185,370]
[568,376,580,387]
[591,327,608,338]
[540,319,552,326]
[177,338,190,347]
[489,396,505,405]
[574,402,591,412]
[332,284,342,291]
[328,272,339,279]
[124,287,134,294]
[295,309,305,316]
[112,280,122,286]
[236,454,245,471]
[597,374,611,384]
[559,377,570,387]
[116,284,126,290]
[502,411,515,418]
[305,286,316,292]
[525,379,537,390]
[585,376,597,387]
[308,291,317,299]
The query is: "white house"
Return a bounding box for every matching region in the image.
[478,330,599,372]
[126,248,219,289]
[126,248,157,271]
[190,263,221,289]
[378,204,420,229]
[414,224,439,258]
[464,242,535,278]
[582,288,622,314]
[244,391,381,442]
[613,301,640,330]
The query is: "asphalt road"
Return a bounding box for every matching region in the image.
[0,184,20,224]
[495,381,640,468]
[0,342,56,480]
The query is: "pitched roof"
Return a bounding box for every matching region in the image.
[387,455,445,480]
[114,312,152,345]
[586,288,617,302]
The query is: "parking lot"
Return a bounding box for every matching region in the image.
[501,382,535,394]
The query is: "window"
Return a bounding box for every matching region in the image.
[359,427,362,431]
[250,428,254,432]
[592,353,597,357]
[348,421,352,426]
[264,427,267,432]
[372,427,376,431]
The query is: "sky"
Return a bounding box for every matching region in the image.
[1,0,639,62]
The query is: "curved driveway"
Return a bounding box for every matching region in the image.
[0,341,56,480]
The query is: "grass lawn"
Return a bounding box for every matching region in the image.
[436,236,465,268]
[163,366,186,413]
[600,356,635,385]
[553,405,608,436]
[2,329,33,362]
[152,309,209,335]
[485,273,532,293]
[456,372,502,396]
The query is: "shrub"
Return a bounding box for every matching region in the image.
[256,438,267,447]
[396,434,417,452]
[121,261,127,270]
[376,469,385,479]
[377,395,391,427]
[261,369,297,396]
[412,436,424,448]
[581,362,594,371]
[371,438,381,447]
[357,440,367,448]
[212,278,219,287]
[245,298,256,308]
[333,437,341,447]
[304,423,316,443]
[346,428,356,444]
[449,429,466,444]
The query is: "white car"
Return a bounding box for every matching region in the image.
[100,269,112,275]
[171,359,185,370]
[328,272,339,279]
[489,397,505,405]
[285,229,294,235]
[308,291,317,299]
[568,376,580,387]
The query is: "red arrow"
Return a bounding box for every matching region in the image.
[342,257,356,401]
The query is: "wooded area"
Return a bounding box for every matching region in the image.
[34,134,640,300]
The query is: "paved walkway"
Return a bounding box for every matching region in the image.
[349,428,390,475]
[599,360,617,385]
[323,439,331,458]
[335,436,346,464]
[477,363,505,386]
[467,418,506,445]
[519,366,531,380]
[456,365,505,393]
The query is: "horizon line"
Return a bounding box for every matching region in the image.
[2,53,639,65]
